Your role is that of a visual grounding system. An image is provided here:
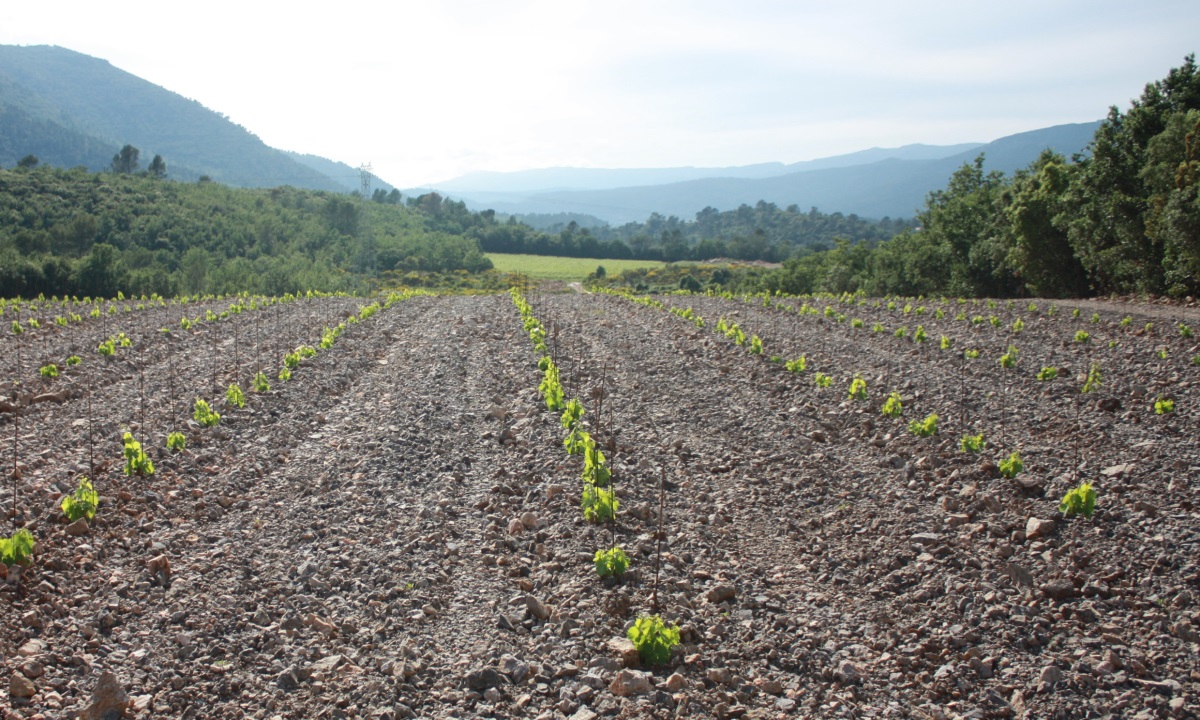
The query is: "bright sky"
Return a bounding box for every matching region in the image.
[2,1,1198,188]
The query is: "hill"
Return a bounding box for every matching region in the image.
[431,124,1098,223]
[0,45,355,191]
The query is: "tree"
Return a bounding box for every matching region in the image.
[111,144,140,174]
[1064,54,1200,294]
[17,154,39,169]
[1000,151,1090,297]
[75,243,129,297]
[148,154,167,178]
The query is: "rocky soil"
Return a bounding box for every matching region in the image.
[1,291,1197,719]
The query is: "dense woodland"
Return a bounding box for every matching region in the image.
[0,166,491,298]
[748,56,1200,299]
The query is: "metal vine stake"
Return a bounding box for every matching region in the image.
[652,464,668,615]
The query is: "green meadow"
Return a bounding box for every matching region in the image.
[485,253,673,281]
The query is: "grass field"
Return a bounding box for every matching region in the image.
[486,253,670,281]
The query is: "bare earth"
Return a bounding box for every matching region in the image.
[1,292,1197,720]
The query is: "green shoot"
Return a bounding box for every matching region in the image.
[66,355,81,366]
[999,451,1023,479]
[940,335,952,350]
[39,364,59,378]
[1000,345,1019,369]
[1011,318,1025,333]
[1081,365,1102,394]
[594,546,630,578]
[848,376,868,401]
[1060,482,1097,519]
[61,477,98,522]
[913,325,927,343]
[964,349,980,360]
[226,383,246,409]
[1037,366,1058,381]
[627,615,681,666]
[1074,330,1090,343]
[881,392,903,418]
[1154,397,1175,415]
[253,371,270,393]
[194,398,221,427]
[815,372,832,388]
[122,432,154,476]
[909,413,938,438]
[785,356,807,374]
[166,432,187,451]
[960,433,986,453]
[97,338,116,356]
[581,485,618,523]
[278,366,292,382]
[0,529,35,567]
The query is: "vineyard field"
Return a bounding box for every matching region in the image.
[1,290,1198,719]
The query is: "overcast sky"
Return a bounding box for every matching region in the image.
[3,1,1198,187]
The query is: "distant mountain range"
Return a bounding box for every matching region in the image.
[417,122,1100,223]
[0,45,390,193]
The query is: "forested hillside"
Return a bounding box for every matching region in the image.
[0,45,348,190]
[0,166,491,298]
[748,55,1200,298]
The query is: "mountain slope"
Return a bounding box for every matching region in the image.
[428,143,985,195]
[282,151,397,195]
[0,45,345,190]
[440,123,1099,223]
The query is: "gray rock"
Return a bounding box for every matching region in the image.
[609,669,654,696]
[1043,580,1078,602]
[83,672,129,720]
[1026,517,1056,539]
[525,594,550,621]
[706,584,736,603]
[465,668,505,691]
[9,672,35,699]
[1039,665,1063,686]
[499,654,530,684]
[836,660,862,684]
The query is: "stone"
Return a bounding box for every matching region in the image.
[524,594,550,621]
[519,511,540,529]
[1025,517,1056,539]
[17,639,48,657]
[83,672,130,720]
[1043,579,1078,602]
[754,677,783,695]
[66,518,90,536]
[706,584,736,603]
[310,654,345,675]
[10,673,36,700]
[661,672,687,692]
[465,668,504,691]
[910,532,941,546]
[483,687,502,703]
[707,667,733,685]
[499,654,530,684]
[1039,665,1063,686]
[606,637,640,667]
[568,708,599,720]
[1101,463,1134,477]
[609,669,654,696]
[836,660,862,684]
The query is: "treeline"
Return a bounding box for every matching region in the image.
[753,56,1200,299]
[450,200,912,263]
[0,166,492,298]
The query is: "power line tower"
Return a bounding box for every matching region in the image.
[358,163,373,199]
